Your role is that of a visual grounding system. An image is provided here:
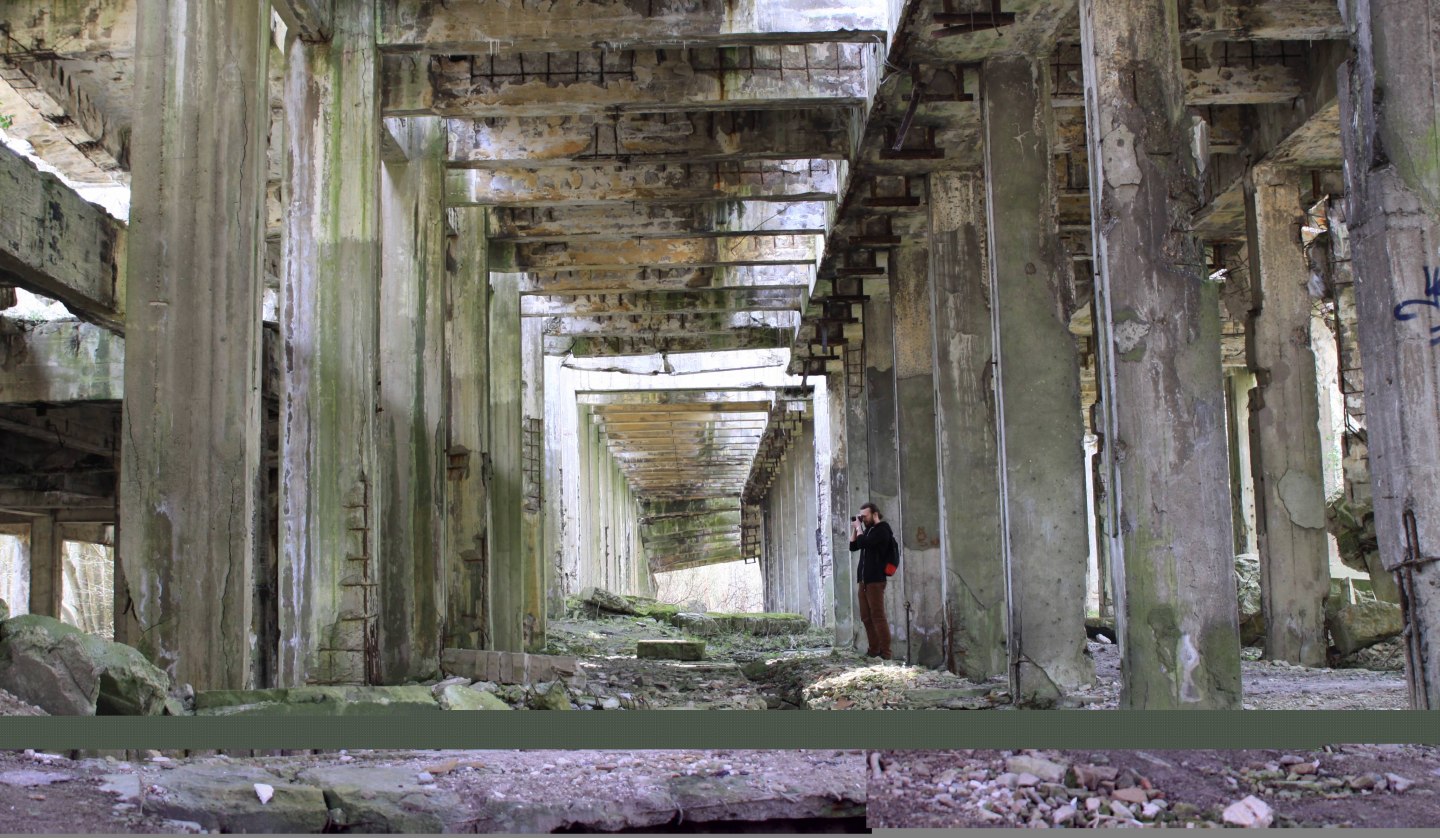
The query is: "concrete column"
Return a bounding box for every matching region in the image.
[1079,0,1242,708]
[27,515,61,618]
[376,117,448,682]
[1244,163,1331,666]
[929,170,1007,680]
[488,272,524,650]
[444,209,491,650]
[982,55,1094,704]
[890,237,947,668]
[520,318,546,650]
[1225,370,1260,557]
[843,352,870,651]
[542,355,566,617]
[120,0,269,688]
[863,270,906,652]
[826,371,854,645]
[1339,0,1440,708]
[280,7,383,686]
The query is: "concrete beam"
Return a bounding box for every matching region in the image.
[582,388,776,406]
[549,328,792,356]
[0,145,124,331]
[376,0,886,52]
[1180,0,1348,43]
[493,201,830,242]
[273,0,333,42]
[446,160,839,206]
[1080,0,1242,709]
[383,44,870,117]
[499,235,818,271]
[522,287,803,316]
[9,57,130,170]
[0,320,123,403]
[449,109,853,168]
[518,264,815,294]
[544,310,796,337]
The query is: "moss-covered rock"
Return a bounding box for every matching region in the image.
[144,763,328,833]
[0,598,9,622]
[437,684,510,711]
[195,685,440,716]
[0,614,168,715]
[706,613,810,636]
[1329,600,1403,656]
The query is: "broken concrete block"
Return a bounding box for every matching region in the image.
[147,763,328,833]
[636,639,705,661]
[1329,600,1403,655]
[0,614,169,716]
[194,685,440,716]
[1004,754,1067,784]
[1221,795,1273,828]
[297,766,461,833]
[671,612,721,636]
[578,587,636,614]
[436,684,510,711]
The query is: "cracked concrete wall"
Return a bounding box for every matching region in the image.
[863,274,906,652]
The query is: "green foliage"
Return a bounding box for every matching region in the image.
[0,113,12,130]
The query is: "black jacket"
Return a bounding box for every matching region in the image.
[849,520,897,584]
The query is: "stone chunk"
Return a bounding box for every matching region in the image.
[0,614,169,716]
[670,613,721,636]
[436,684,510,710]
[0,598,8,621]
[194,685,440,716]
[578,587,636,614]
[297,766,461,833]
[1221,795,1274,828]
[148,764,328,834]
[1069,763,1119,790]
[636,639,705,661]
[1111,787,1148,805]
[1329,600,1403,655]
[1004,754,1068,784]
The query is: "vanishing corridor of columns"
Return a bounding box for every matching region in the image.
[0,0,1438,711]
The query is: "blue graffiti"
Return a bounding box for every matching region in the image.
[1393,266,1440,345]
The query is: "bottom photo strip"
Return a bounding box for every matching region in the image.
[0,746,1437,833]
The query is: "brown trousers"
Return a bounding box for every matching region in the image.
[858,581,891,659]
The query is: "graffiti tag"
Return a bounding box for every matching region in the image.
[1392,266,1440,346]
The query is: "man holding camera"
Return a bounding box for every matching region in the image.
[849,502,897,661]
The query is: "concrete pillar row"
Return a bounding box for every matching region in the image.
[120,0,271,689]
[1339,0,1440,708]
[1243,162,1331,667]
[928,170,1007,680]
[1078,0,1242,708]
[981,55,1094,704]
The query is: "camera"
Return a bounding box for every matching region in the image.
[851,516,860,522]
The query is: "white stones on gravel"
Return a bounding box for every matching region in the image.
[1222,795,1274,828]
[254,783,274,805]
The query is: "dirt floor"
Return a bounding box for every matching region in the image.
[544,612,1409,711]
[867,746,1440,829]
[0,749,866,833]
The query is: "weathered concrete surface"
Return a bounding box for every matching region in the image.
[377,117,448,682]
[499,235,818,272]
[863,273,906,652]
[1079,0,1242,708]
[928,171,1006,680]
[522,287,803,317]
[889,239,946,669]
[443,209,491,651]
[0,0,137,59]
[548,328,794,358]
[118,0,270,689]
[377,0,886,52]
[494,201,831,242]
[826,371,854,648]
[450,111,852,169]
[446,161,839,207]
[982,56,1093,704]
[279,7,383,687]
[521,316,546,651]
[489,273,525,652]
[272,0,333,42]
[25,515,61,618]
[0,145,124,331]
[843,341,871,654]
[1180,0,1348,43]
[1339,0,1440,708]
[382,45,872,117]
[1243,163,1330,667]
[0,320,123,403]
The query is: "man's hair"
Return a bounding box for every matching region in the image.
[861,502,882,519]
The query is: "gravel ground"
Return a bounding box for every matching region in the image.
[867,746,1440,829]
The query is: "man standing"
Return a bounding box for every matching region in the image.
[849,502,896,660]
